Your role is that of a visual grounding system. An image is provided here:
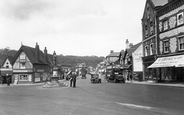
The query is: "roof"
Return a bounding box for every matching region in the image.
[106,52,120,57]
[12,45,55,65]
[151,0,168,7]
[126,42,142,57]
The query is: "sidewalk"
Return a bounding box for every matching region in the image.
[126,80,184,88]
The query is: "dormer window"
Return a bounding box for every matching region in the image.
[177,12,184,26]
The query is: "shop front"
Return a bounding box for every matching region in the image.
[13,69,33,84]
[0,68,13,84]
[142,55,157,81]
[148,55,184,82]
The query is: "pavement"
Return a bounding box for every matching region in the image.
[125,80,184,88]
[0,78,184,88]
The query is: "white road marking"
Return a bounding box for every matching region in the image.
[116,102,153,110]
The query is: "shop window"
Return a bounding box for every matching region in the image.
[177,12,184,26]
[164,41,169,53]
[150,43,153,55]
[163,20,168,31]
[19,75,28,81]
[178,36,184,51]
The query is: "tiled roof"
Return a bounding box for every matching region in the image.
[151,0,168,6]
[126,42,142,56]
[7,55,14,65]
[13,45,54,65]
[106,52,120,57]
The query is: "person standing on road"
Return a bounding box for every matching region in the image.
[68,70,73,87]
[71,72,77,88]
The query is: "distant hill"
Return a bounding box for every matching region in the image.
[0,47,105,67]
[57,55,105,68]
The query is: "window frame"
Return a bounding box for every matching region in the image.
[19,74,28,81]
[177,12,184,26]
[178,36,184,51]
[163,40,169,53]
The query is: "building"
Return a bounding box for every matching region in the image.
[148,0,184,82]
[0,55,14,84]
[106,50,120,65]
[141,0,168,81]
[11,43,57,84]
[122,42,142,80]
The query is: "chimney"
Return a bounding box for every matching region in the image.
[44,47,48,61]
[126,39,130,49]
[53,51,57,65]
[110,50,114,53]
[35,42,40,60]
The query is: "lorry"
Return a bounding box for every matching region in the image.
[105,65,125,83]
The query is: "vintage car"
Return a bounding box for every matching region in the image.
[90,72,101,83]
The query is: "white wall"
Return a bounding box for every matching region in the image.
[132,44,143,72]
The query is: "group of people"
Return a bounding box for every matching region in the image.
[68,71,77,88]
[0,76,11,86]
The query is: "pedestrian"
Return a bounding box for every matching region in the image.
[7,76,10,86]
[71,72,77,88]
[68,71,73,87]
[129,70,133,82]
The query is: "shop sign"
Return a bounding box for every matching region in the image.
[13,69,33,73]
[37,69,44,72]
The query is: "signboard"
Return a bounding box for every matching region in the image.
[37,69,44,72]
[148,55,184,68]
[13,69,33,73]
[132,44,143,72]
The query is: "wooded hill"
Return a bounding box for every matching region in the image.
[0,48,105,68]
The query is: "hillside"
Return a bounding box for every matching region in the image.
[0,48,105,67]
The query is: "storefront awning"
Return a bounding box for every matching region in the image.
[148,55,184,68]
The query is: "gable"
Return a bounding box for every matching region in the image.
[2,58,12,68]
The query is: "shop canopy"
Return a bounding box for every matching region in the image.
[148,55,184,68]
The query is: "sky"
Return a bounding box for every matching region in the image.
[0,0,146,57]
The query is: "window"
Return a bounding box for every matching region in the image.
[20,62,26,69]
[19,75,28,81]
[177,12,184,26]
[178,36,184,50]
[150,21,154,35]
[150,44,153,55]
[163,20,168,31]
[145,45,148,56]
[145,25,148,37]
[164,41,169,53]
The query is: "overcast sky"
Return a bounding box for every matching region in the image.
[0,0,146,57]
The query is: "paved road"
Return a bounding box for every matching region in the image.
[0,75,183,115]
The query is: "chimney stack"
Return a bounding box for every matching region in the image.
[125,39,130,49]
[110,50,114,53]
[35,42,40,60]
[44,47,48,62]
[53,51,57,65]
